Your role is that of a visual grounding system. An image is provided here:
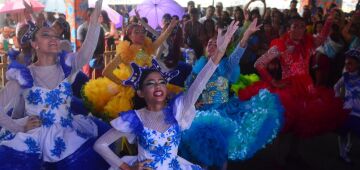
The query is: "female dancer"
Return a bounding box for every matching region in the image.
[0,1,109,169]
[83,17,178,120]
[93,20,239,170]
[180,19,283,169]
[238,13,348,138]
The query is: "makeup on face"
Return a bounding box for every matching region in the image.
[144,79,167,88]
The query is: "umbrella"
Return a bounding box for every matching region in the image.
[44,0,67,14]
[0,0,44,14]
[106,0,143,5]
[129,0,185,29]
[88,0,123,27]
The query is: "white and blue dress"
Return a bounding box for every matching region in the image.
[94,59,220,170]
[0,52,109,170]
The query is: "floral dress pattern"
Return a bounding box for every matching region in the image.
[0,66,98,162]
[110,95,202,170]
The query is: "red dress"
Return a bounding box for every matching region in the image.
[238,32,349,138]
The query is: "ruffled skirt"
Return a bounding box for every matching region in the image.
[180,89,284,167]
[238,75,349,138]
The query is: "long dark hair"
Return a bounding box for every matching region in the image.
[101,10,111,26]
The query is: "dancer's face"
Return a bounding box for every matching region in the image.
[345,57,359,73]
[206,38,217,57]
[129,25,146,45]
[31,27,60,54]
[289,20,306,41]
[137,72,168,105]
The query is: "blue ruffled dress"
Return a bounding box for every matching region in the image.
[180,47,284,167]
[0,51,109,170]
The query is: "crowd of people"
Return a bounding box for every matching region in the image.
[0,0,359,169]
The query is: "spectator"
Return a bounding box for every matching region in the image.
[290,0,298,12]
[183,8,203,47]
[77,8,105,78]
[99,10,119,50]
[199,5,216,24]
[215,2,223,21]
[221,11,233,26]
[233,7,245,26]
[187,1,195,14]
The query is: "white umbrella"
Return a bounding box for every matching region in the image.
[44,0,67,14]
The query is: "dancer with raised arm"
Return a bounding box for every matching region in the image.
[94,21,240,170]
[0,1,109,169]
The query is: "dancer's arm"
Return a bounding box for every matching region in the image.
[0,81,25,132]
[102,56,122,84]
[94,128,128,169]
[152,19,178,50]
[227,18,262,74]
[71,0,102,73]
[314,10,334,48]
[254,46,281,83]
[94,128,150,170]
[135,9,160,38]
[182,21,239,114]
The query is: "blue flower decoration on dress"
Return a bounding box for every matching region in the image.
[138,131,154,150]
[27,89,43,105]
[0,130,15,142]
[60,116,73,128]
[61,82,72,98]
[45,89,63,109]
[169,126,181,147]
[51,137,66,158]
[169,158,180,170]
[24,137,40,154]
[40,110,56,128]
[151,145,171,164]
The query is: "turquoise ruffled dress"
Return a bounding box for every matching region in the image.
[180,46,284,167]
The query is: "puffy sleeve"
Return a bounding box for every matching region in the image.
[174,59,218,130]
[110,110,142,143]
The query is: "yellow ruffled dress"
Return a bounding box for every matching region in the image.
[83,38,155,120]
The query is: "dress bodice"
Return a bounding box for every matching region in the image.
[137,124,182,169]
[0,60,97,162]
[23,80,73,127]
[270,34,315,80]
[188,57,235,105]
